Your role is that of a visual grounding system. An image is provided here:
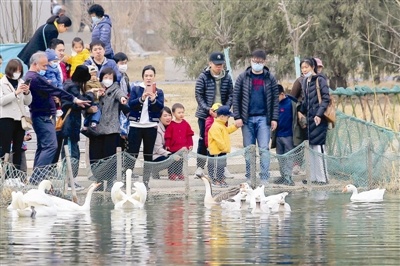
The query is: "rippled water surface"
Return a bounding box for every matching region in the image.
[1,191,400,265]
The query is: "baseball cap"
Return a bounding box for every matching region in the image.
[211,103,222,111]
[209,52,225,64]
[88,65,97,73]
[315,58,324,67]
[216,105,233,116]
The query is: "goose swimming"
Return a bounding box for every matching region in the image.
[200,176,240,206]
[342,184,385,202]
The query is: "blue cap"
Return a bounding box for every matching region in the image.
[216,105,233,116]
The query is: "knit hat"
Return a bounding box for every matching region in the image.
[216,105,233,116]
[211,103,222,111]
[45,48,58,62]
[72,65,91,83]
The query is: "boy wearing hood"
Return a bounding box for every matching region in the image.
[44,49,62,89]
[194,52,234,178]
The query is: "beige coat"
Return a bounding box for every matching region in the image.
[0,76,32,121]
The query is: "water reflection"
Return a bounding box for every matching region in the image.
[1,191,400,264]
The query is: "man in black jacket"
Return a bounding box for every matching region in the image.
[194,52,234,177]
[233,49,279,183]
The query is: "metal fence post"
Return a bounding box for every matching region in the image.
[250,145,257,188]
[367,138,373,189]
[116,147,122,181]
[304,141,311,189]
[64,145,77,203]
[183,149,189,198]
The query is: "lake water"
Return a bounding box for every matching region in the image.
[1,191,400,265]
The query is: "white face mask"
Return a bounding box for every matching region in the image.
[251,62,264,72]
[118,64,128,73]
[12,72,21,80]
[304,71,312,78]
[102,79,113,88]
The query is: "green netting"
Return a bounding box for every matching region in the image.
[1,110,400,207]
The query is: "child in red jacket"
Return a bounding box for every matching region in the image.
[165,103,194,180]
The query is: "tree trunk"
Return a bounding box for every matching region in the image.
[20,0,33,42]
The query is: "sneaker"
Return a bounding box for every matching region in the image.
[195,167,204,178]
[273,178,286,185]
[169,174,177,181]
[68,182,85,191]
[224,167,234,179]
[292,165,306,175]
[219,180,229,187]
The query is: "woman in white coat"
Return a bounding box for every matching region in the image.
[0,59,32,170]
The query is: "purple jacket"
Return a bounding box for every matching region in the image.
[91,15,114,56]
[24,71,75,118]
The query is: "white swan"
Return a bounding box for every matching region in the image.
[200,176,240,206]
[112,169,147,209]
[9,180,57,217]
[342,184,385,202]
[49,183,101,211]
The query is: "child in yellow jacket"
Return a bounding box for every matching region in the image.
[65,37,90,76]
[208,105,239,187]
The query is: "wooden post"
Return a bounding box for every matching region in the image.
[64,145,78,203]
[367,139,373,189]
[250,145,257,188]
[116,147,122,181]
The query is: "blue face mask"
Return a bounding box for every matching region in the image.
[251,62,264,72]
[38,70,46,76]
[304,71,312,78]
[49,62,58,68]
[92,16,101,24]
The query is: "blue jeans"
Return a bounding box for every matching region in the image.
[242,116,271,180]
[30,115,57,184]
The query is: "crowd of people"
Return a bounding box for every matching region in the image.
[0,4,332,191]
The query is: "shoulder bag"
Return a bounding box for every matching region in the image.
[55,108,72,131]
[315,78,336,128]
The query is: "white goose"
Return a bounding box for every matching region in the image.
[342,184,385,202]
[261,192,291,213]
[8,180,57,217]
[49,183,101,211]
[220,191,246,211]
[200,176,240,207]
[111,169,147,209]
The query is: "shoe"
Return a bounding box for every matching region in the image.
[282,179,295,186]
[293,165,306,175]
[273,178,286,185]
[220,180,229,187]
[4,178,25,188]
[224,167,234,179]
[169,174,177,181]
[302,180,308,184]
[195,167,204,177]
[211,181,221,187]
[311,181,328,185]
[144,181,150,191]
[68,182,85,191]
[177,175,185,180]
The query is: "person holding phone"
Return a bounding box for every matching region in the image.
[0,59,32,171]
[128,65,164,191]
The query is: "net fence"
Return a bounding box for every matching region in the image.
[1,112,400,206]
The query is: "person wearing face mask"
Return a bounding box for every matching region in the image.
[233,49,279,184]
[88,4,114,60]
[85,67,127,191]
[49,38,69,83]
[24,51,91,184]
[44,48,62,89]
[0,59,32,171]
[114,52,130,96]
[18,15,72,67]
[298,57,330,185]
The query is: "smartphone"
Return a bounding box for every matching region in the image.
[24,78,32,86]
[152,82,156,93]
